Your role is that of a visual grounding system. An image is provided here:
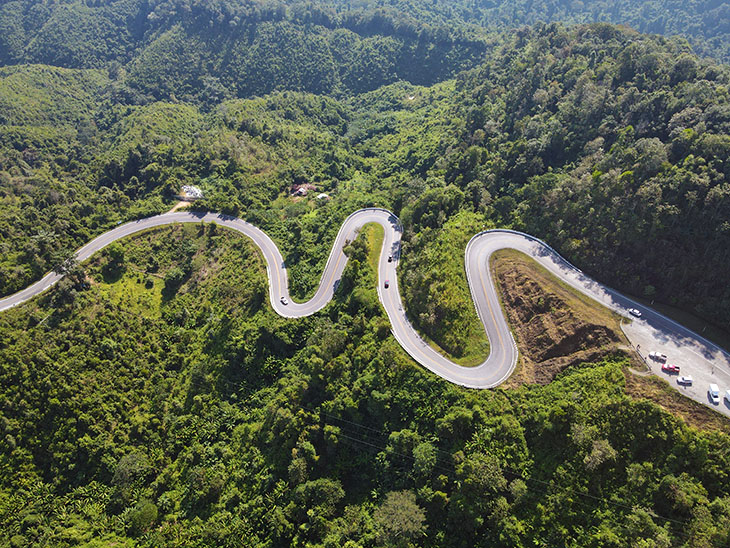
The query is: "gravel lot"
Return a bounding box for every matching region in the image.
[623,320,730,418]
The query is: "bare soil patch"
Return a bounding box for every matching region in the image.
[168,200,190,213]
[491,249,626,387]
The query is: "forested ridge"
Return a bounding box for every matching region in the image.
[3,224,730,547]
[2,23,729,331]
[2,0,730,68]
[2,1,730,547]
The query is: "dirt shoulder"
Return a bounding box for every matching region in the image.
[168,200,190,213]
[491,249,730,431]
[491,249,627,387]
[624,368,730,433]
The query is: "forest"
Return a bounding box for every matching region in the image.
[2,223,730,547]
[1,0,729,69]
[1,0,730,546]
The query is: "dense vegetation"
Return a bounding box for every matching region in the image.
[2,0,730,69]
[4,26,730,333]
[2,2,730,546]
[2,225,730,547]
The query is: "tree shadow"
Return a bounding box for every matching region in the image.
[102,264,126,284]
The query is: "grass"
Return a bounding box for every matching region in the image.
[96,270,163,319]
[491,248,626,337]
[624,366,730,433]
[423,333,490,367]
[363,222,385,274]
[490,249,628,385]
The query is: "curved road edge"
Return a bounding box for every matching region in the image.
[1,209,729,396]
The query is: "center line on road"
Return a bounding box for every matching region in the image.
[1,209,727,401]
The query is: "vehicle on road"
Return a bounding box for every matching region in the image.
[384,280,389,288]
[388,255,393,262]
[709,384,720,404]
[3,207,728,394]
[661,363,680,374]
[628,308,642,318]
[649,351,668,362]
[677,376,693,385]
[725,390,730,404]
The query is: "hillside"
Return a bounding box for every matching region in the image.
[2,224,730,547]
[2,0,729,70]
[1,6,730,548]
[1,23,729,341]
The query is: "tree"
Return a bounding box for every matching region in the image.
[103,242,126,278]
[163,266,186,294]
[106,242,125,266]
[128,499,158,536]
[52,249,78,276]
[413,441,437,479]
[373,490,426,546]
[584,439,617,472]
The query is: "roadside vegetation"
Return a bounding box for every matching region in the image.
[400,210,491,366]
[2,3,730,547]
[624,368,730,435]
[363,222,384,274]
[2,227,730,547]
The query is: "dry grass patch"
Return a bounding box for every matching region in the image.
[624,368,730,433]
[491,249,627,386]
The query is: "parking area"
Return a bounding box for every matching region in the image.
[623,320,730,418]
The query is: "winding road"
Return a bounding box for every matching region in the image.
[1,209,729,399]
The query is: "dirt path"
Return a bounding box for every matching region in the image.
[168,201,189,213]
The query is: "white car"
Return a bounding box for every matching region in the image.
[709,384,720,404]
[280,296,289,306]
[628,308,642,318]
[677,376,693,386]
[649,351,668,363]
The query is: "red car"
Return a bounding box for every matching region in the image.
[384,280,389,289]
[661,363,680,374]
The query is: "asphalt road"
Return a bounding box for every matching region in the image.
[1,209,729,399]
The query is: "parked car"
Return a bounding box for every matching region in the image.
[649,351,668,363]
[725,390,730,404]
[661,363,680,374]
[628,308,642,318]
[384,280,389,288]
[677,376,693,386]
[280,296,289,305]
[709,384,720,404]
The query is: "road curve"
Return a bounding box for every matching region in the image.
[1,209,728,391]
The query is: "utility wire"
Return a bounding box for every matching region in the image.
[327,416,694,541]
[299,404,694,537]
[161,373,697,538]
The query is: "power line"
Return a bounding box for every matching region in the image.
[299,404,694,537]
[324,417,694,541]
[160,374,698,538]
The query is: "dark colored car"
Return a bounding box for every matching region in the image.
[388,255,393,262]
[384,280,389,288]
